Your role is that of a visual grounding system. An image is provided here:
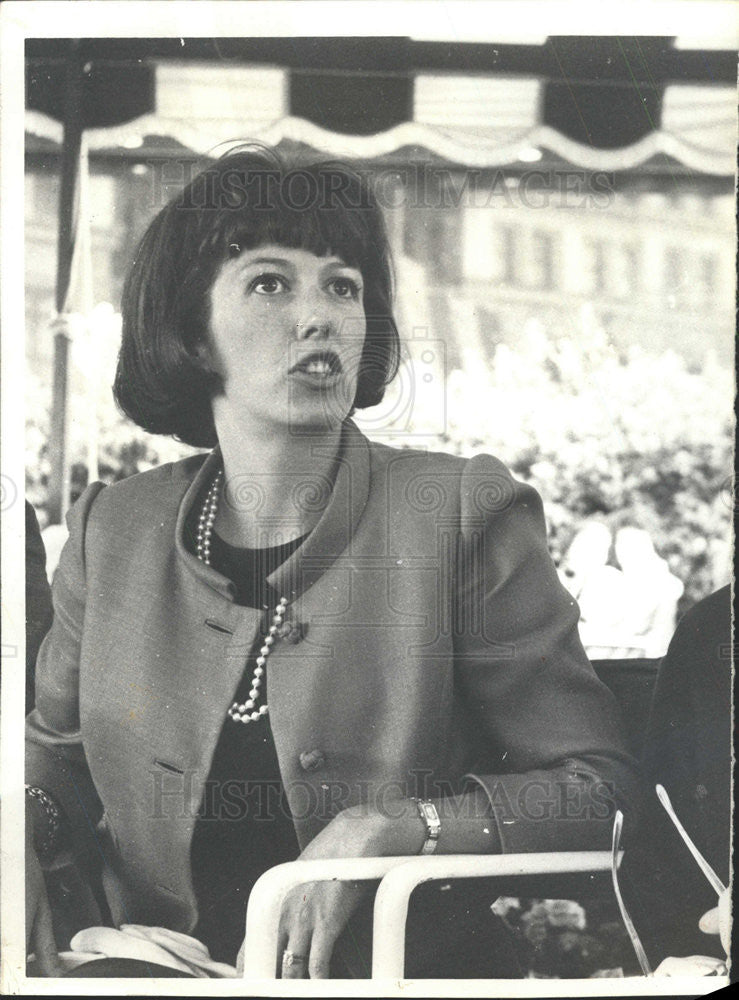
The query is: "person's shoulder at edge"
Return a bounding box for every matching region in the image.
[650,583,732,692]
[671,583,730,640]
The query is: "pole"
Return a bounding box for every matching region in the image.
[47,42,82,524]
[77,136,99,483]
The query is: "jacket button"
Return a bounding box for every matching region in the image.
[299,749,325,772]
[278,621,304,644]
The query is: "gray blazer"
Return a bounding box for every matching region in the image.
[27,421,640,933]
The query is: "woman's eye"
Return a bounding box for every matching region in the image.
[251,274,287,295]
[330,277,361,299]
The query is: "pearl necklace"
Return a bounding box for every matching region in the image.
[196,469,288,725]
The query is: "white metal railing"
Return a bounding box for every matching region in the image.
[242,850,615,979]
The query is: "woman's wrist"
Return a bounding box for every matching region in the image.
[339,787,499,857]
[327,800,426,858]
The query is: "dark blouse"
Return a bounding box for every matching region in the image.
[189,526,304,965]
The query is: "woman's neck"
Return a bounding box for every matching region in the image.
[212,418,344,548]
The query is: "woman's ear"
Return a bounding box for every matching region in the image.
[191,338,219,376]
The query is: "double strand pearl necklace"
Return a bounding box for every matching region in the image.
[197,469,288,725]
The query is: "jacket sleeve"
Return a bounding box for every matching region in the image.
[454,454,643,853]
[26,482,107,861]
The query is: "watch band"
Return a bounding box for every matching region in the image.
[412,797,441,855]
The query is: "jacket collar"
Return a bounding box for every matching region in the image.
[175,420,371,603]
[267,420,371,600]
[174,446,235,600]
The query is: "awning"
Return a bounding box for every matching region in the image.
[26,102,736,175]
[26,52,738,176]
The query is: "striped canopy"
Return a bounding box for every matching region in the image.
[25,38,737,175]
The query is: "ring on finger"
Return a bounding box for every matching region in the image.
[282,950,308,973]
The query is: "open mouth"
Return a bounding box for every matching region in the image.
[289,351,343,377]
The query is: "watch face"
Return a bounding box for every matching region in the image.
[415,799,441,855]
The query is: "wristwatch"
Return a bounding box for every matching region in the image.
[412,797,441,855]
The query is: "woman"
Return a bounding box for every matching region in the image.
[26,148,641,979]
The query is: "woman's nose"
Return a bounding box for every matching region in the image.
[295,311,332,341]
[295,288,336,341]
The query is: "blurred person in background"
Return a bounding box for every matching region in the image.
[24,147,640,979]
[614,527,684,659]
[558,520,630,658]
[560,522,686,660]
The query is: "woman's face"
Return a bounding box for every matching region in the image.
[205,244,367,433]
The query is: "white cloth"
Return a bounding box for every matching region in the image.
[59,924,238,978]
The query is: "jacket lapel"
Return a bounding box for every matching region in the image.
[266,420,371,601]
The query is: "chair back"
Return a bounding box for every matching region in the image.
[591,658,661,757]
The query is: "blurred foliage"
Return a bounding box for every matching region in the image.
[25,370,197,518]
[438,312,733,613]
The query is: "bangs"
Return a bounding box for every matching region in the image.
[217,200,375,274]
[190,160,381,276]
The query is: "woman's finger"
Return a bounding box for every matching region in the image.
[274,926,290,978]
[31,893,62,977]
[307,925,334,980]
[281,946,311,979]
[280,920,312,979]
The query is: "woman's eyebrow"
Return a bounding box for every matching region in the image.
[320,258,362,274]
[239,256,294,270]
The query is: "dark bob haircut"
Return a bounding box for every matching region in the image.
[114,145,401,447]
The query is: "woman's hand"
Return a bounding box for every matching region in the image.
[277,807,391,979]
[26,808,62,977]
[237,789,494,978]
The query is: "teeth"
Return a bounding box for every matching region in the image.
[304,359,331,374]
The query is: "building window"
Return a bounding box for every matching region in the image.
[528,230,554,290]
[501,226,517,285]
[664,247,683,297]
[699,253,716,301]
[610,243,639,298]
[583,238,606,295]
